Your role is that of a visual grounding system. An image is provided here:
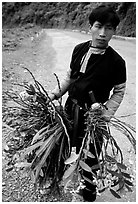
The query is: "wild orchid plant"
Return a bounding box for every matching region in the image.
[3,68,136,198]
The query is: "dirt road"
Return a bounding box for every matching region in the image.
[2,28,136,202]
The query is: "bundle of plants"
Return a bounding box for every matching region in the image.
[63,103,136,199]
[3,67,72,193]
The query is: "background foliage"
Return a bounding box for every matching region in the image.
[2,2,136,37]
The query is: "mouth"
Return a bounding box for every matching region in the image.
[97,39,106,44]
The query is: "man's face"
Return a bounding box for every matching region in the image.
[90,21,115,48]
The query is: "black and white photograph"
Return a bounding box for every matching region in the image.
[2,1,136,202]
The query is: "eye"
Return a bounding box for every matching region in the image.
[95,24,102,28]
[106,25,114,30]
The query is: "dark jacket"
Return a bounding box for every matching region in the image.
[69,40,126,106]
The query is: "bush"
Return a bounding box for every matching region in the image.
[2,2,136,37]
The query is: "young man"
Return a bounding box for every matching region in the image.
[49,5,126,202]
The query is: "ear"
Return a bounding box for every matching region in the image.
[113,26,118,35]
[113,29,116,35]
[89,24,92,29]
[89,24,92,32]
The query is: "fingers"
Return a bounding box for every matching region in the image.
[19,91,31,100]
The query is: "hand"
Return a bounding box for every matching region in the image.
[101,114,111,122]
[91,102,101,110]
[19,91,33,101]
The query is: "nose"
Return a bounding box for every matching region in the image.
[99,27,106,37]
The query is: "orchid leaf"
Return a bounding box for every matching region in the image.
[64,152,79,165]
[30,171,36,183]
[29,84,36,94]
[105,154,116,163]
[31,126,49,144]
[91,163,100,170]
[40,169,44,177]
[107,169,123,178]
[125,184,133,192]
[63,164,76,180]
[82,175,94,184]
[35,134,54,157]
[117,179,125,191]
[23,140,44,156]
[124,179,133,186]
[83,149,95,158]
[117,162,127,170]
[79,160,92,173]
[110,189,121,199]
[122,172,131,179]
[63,171,74,190]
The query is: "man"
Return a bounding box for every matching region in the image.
[49,5,126,202]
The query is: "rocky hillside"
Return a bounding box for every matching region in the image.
[2,2,136,37]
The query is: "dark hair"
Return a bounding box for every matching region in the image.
[89,5,120,29]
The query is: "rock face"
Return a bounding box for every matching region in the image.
[2,2,136,37]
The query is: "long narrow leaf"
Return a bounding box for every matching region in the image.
[35,134,55,157]
[35,126,62,158]
[23,140,44,156]
[63,164,76,180]
[105,154,117,163]
[82,175,95,185]
[124,179,133,186]
[117,179,125,191]
[65,152,79,165]
[33,141,56,180]
[122,172,132,179]
[110,189,121,199]
[33,127,63,174]
[30,171,36,183]
[107,169,123,179]
[117,162,127,170]
[83,149,95,158]
[79,160,92,173]
[32,131,62,170]
[112,118,136,133]
[125,184,133,192]
[58,135,66,164]
[63,172,74,190]
[31,126,49,144]
[110,121,136,152]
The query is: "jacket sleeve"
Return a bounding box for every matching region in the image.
[102,82,126,121]
[51,69,74,99]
